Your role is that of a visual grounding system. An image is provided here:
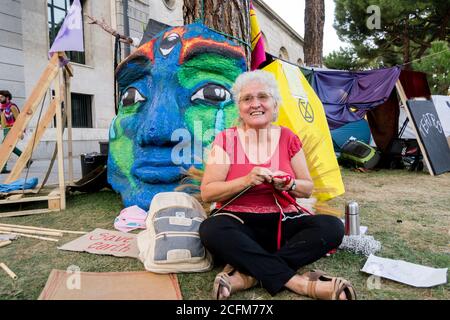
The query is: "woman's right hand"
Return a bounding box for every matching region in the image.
[243,167,273,187]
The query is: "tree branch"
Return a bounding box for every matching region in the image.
[85,14,135,46]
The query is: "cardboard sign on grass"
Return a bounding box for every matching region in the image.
[58,228,139,258]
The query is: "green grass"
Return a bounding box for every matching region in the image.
[0,169,449,300]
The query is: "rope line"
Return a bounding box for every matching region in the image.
[400,47,450,67]
[21,90,47,194]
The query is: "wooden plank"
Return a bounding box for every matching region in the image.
[0,188,40,197]
[0,195,59,205]
[395,81,434,176]
[6,194,23,201]
[0,262,18,280]
[0,226,62,237]
[0,53,59,171]
[0,240,12,248]
[0,209,55,218]
[58,52,73,77]
[0,231,59,242]
[5,99,58,183]
[65,70,74,184]
[48,198,61,210]
[0,223,87,235]
[48,188,60,197]
[54,64,66,210]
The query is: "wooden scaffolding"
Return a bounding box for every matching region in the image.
[0,52,74,218]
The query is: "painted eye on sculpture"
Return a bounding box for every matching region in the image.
[191,84,232,106]
[120,87,146,107]
[159,33,181,56]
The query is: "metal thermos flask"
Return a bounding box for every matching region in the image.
[345,201,360,235]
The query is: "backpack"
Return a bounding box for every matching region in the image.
[339,138,380,169]
[137,192,213,274]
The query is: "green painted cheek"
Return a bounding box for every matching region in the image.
[184,106,216,145]
[184,104,239,146]
[110,112,137,188]
[224,105,239,128]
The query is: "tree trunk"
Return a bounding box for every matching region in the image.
[403,19,411,70]
[183,0,251,68]
[304,0,324,67]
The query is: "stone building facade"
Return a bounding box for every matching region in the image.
[1,0,304,160]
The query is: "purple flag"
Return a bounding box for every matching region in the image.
[49,0,84,57]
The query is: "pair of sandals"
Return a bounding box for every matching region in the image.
[213,265,357,300]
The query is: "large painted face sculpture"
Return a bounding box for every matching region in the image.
[108,23,247,210]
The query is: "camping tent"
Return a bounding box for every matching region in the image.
[300,66,401,131]
[301,66,403,152]
[300,67,429,152]
[300,66,450,175]
[263,59,345,201]
[330,118,371,152]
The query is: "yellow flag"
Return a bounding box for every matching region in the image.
[264,60,345,201]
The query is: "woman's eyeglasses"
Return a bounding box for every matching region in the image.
[239,93,272,104]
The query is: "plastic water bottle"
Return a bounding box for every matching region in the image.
[345,201,360,235]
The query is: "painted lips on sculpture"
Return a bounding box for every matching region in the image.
[132,155,184,183]
[133,166,183,183]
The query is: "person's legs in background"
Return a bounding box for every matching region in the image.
[1,128,10,173]
[1,128,31,174]
[3,128,23,157]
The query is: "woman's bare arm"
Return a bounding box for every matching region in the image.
[201,145,274,203]
[288,149,314,198]
[200,145,248,203]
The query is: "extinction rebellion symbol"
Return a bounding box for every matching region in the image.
[298,98,314,123]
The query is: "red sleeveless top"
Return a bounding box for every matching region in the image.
[213,126,303,213]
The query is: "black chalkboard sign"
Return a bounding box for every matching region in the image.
[405,100,450,175]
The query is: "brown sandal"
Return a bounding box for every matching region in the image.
[302,269,357,300]
[212,264,258,300]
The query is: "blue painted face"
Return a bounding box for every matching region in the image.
[108,23,247,210]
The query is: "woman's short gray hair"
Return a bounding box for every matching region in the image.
[231,70,282,106]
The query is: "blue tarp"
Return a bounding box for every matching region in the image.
[303,66,401,130]
[331,119,371,152]
[0,177,38,193]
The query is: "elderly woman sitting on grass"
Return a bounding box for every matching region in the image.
[199,70,357,300]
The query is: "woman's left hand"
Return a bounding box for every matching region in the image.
[272,170,294,191]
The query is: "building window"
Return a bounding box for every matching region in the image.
[297,58,304,66]
[279,47,289,60]
[47,0,85,64]
[71,93,93,128]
